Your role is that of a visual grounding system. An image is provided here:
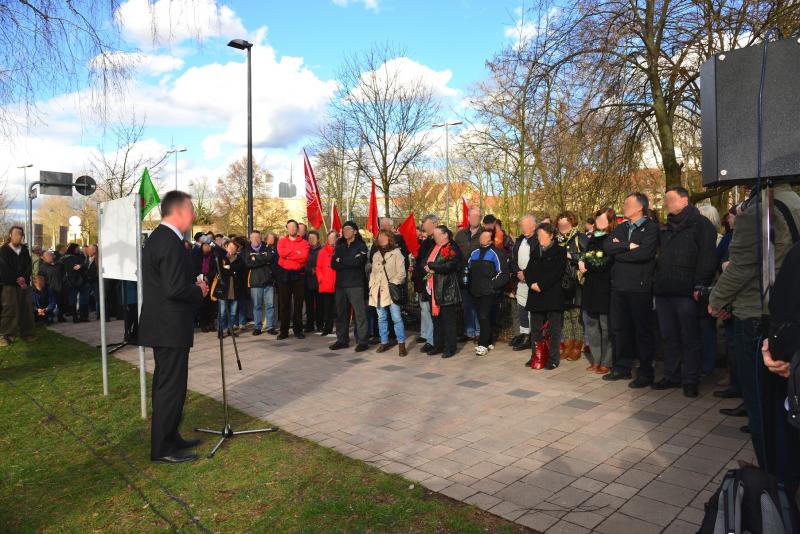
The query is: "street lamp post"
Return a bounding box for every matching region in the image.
[166,147,187,190]
[17,164,33,245]
[432,120,462,227]
[228,38,254,234]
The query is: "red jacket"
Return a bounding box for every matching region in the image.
[277,235,310,271]
[316,244,336,293]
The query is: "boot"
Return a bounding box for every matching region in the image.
[586,363,599,371]
[560,339,574,360]
[596,366,610,375]
[513,334,530,352]
[509,334,523,347]
[565,339,581,361]
[531,340,549,370]
[398,342,407,357]
[376,344,389,353]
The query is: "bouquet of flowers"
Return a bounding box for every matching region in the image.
[581,249,608,268]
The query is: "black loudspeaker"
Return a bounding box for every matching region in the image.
[701,38,800,187]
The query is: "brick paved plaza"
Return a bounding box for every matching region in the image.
[52,321,755,533]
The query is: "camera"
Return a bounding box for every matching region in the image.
[694,285,713,306]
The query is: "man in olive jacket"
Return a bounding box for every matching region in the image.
[709,182,800,470]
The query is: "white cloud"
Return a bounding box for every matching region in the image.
[331,0,379,11]
[505,7,560,48]
[91,51,185,76]
[115,0,247,48]
[350,57,459,102]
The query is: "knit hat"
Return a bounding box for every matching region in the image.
[342,220,359,232]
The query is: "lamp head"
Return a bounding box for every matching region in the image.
[228,39,253,50]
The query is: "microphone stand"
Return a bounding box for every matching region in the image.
[194,252,276,458]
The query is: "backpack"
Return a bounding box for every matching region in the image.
[698,466,799,534]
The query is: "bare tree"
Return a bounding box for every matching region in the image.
[214,157,273,234]
[189,176,215,225]
[90,112,168,200]
[329,43,441,216]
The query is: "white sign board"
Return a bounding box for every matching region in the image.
[99,195,139,282]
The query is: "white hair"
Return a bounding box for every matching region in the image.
[697,204,720,229]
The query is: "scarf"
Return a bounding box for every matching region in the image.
[557,228,579,248]
[426,243,444,317]
[667,205,694,230]
[201,253,211,275]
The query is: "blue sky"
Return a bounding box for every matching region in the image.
[1,0,526,213]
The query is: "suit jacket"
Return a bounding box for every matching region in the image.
[138,224,204,348]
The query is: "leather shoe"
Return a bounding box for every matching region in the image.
[683,384,699,398]
[740,425,751,434]
[329,341,349,350]
[276,333,289,340]
[151,451,198,464]
[652,378,681,390]
[629,376,654,389]
[295,332,306,339]
[602,369,632,381]
[421,343,433,353]
[441,351,455,358]
[354,343,369,352]
[457,334,470,342]
[176,438,202,450]
[544,362,559,370]
[415,336,427,344]
[428,348,443,356]
[720,404,747,417]
[713,389,742,399]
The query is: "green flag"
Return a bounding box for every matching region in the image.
[139,167,160,220]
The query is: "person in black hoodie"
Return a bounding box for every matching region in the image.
[524,223,567,370]
[467,228,509,356]
[0,226,35,345]
[304,231,323,333]
[242,230,275,336]
[603,192,659,388]
[652,187,718,397]
[215,240,244,336]
[38,250,66,322]
[329,221,369,352]
[60,243,90,322]
[579,208,616,374]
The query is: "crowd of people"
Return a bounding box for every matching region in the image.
[1,183,798,487]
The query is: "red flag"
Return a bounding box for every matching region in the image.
[398,212,420,257]
[331,202,342,233]
[367,177,379,235]
[303,149,324,229]
[459,197,469,229]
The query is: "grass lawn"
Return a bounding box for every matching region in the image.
[0,327,531,534]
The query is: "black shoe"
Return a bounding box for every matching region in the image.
[276,333,289,340]
[545,362,559,370]
[513,334,531,351]
[713,389,742,399]
[720,404,747,417]
[524,357,533,367]
[355,343,369,352]
[176,438,202,450]
[368,336,381,346]
[652,378,681,390]
[329,341,349,350]
[629,376,654,389]
[740,425,751,434]
[151,451,198,464]
[602,369,632,381]
[267,328,279,335]
[415,336,427,344]
[441,351,455,358]
[295,332,305,339]
[252,329,262,336]
[510,334,523,347]
[421,343,433,354]
[457,334,470,343]
[683,384,699,398]
[428,348,443,356]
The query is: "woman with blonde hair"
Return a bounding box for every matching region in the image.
[369,229,408,356]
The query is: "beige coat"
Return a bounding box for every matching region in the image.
[369,247,407,308]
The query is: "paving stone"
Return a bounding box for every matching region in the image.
[595,512,662,534]
[449,472,479,486]
[563,398,601,410]
[570,476,607,493]
[380,364,406,371]
[440,482,477,501]
[415,372,443,379]
[464,491,502,511]
[461,461,503,479]
[639,479,696,506]
[631,410,671,424]
[470,477,506,495]
[710,423,747,439]
[544,456,597,477]
[602,482,639,499]
[667,519,704,533]
[678,504,706,525]
[418,457,466,478]
[522,468,576,491]
[673,453,727,476]
[619,495,682,526]
[516,511,559,531]
[420,476,453,492]
[586,463,626,483]
[496,481,554,508]
[547,486,593,508]
[489,499,527,521]
[582,491,626,517]
[614,467,656,489]
[457,380,488,389]
[345,357,366,364]
[487,465,529,485]
[506,388,539,398]
[655,466,712,491]
[562,510,606,530]
[547,520,591,533]
[317,352,339,358]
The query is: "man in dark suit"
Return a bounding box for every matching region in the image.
[139,191,208,464]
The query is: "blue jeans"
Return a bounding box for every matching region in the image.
[250,286,274,330]
[461,290,479,337]
[69,284,90,316]
[377,304,405,344]
[218,299,238,331]
[734,317,765,468]
[418,297,433,342]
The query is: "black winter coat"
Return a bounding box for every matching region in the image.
[38,261,64,293]
[242,243,275,288]
[524,243,567,312]
[427,241,463,307]
[217,253,244,300]
[467,245,509,298]
[60,254,86,289]
[0,243,32,285]
[332,238,368,289]
[653,206,718,297]
[581,233,612,314]
[305,245,322,291]
[413,236,435,299]
[604,217,659,293]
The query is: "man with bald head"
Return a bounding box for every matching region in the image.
[510,213,538,351]
[454,207,483,342]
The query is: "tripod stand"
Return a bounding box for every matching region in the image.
[194,260,276,458]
